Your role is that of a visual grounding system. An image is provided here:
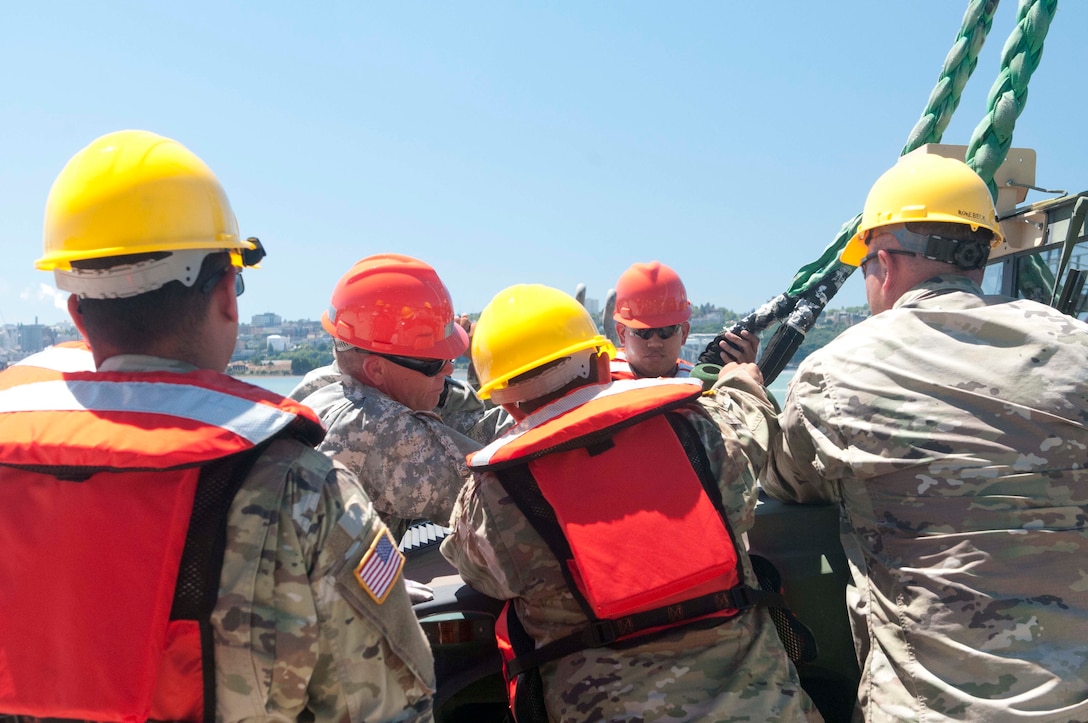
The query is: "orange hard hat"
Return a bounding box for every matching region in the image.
[612,261,691,328]
[321,253,468,358]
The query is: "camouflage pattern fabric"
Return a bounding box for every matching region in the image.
[291,366,481,541]
[217,438,435,722]
[434,376,515,443]
[442,372,820,722]
[290,362,343,402]
[294,363,512,444]
[762,276,1088,722]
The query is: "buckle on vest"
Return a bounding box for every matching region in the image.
[582,620,619,647]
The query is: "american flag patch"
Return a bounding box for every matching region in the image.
[354,528,405,604]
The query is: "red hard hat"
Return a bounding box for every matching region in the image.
[612,261,691,328]
[321,253,468,358]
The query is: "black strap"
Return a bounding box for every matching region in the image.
[504,583,785,680]
[170,442,272,723]
[749,554,820,665]
[503,605,549,723]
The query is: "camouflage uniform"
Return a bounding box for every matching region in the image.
[293,362,512,444]
[290,364,481,541]
[12,355,435,723]
[762,276,1088,722]
[442,372,819,722]
[434,374,515,444]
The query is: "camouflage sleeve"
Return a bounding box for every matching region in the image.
[761,356,843,504]
[674,367,779,533]
[319,396,480,528]
[287,363,340,402]
[435,378,515,444]
[440,471,524,601]
[215,441,434,723]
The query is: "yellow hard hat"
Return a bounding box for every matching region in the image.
[840,153,1003,266]
[38,130,258,296]
[473,284,615,402]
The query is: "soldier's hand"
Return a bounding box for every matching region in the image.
[716,329,758,365]
[718,361,764,387]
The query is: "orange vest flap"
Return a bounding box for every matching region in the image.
[0,467,199,722]
[528,414,740,620]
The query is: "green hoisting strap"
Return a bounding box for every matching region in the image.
[698,0,1058,385]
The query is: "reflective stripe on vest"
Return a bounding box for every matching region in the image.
[0,365,323,468]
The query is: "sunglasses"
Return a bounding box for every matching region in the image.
[858,249,917,274]
[369,352,450,377]
[200,266,245,296]
[629,324,682,340]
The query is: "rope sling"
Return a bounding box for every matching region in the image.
[696,0,1059,384]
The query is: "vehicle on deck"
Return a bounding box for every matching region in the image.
[404,144,1088,723]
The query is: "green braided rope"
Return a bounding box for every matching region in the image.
[966,0,1061,301]
[903,0,1000,155]
[964,0,1058,199]
[786,0,1000,297]
[705,0,1060,376]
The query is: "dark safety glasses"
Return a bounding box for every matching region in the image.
[370,352,450,377]
[858,249,917,274]
[201,267,245,296]
[199,237,264,295]
[629,324,682,340]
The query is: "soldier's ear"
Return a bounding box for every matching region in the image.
[68,294,86,334]
[360,353,387,384]
[593,352,610,381]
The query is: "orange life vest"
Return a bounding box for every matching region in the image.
[470,378,779,716]
[0,361,324,723]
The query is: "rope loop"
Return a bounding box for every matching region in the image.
[903,0,1000,155]
[966,0,1058,197]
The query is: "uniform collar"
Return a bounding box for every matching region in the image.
[97,354,199,374]
[893,275,984,310]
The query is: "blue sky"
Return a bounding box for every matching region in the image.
[3,2,1086,328]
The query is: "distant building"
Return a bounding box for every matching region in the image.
[251,312,282,327]
[266,334,289,353]
[17,323,52,354]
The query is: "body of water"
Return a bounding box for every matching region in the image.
[241,375,305,396]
